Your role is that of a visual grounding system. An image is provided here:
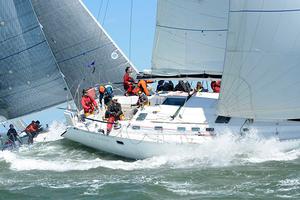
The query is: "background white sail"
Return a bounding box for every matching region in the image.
[218,0,300,120]
[0,0,69,120]
[32,0,137,108]
[151,0,229,77]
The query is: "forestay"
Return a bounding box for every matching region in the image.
[32,0,137,109]
[0,0,69,120]
[151,0,229,77]
[218,0,300,120]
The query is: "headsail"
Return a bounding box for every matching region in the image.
[0,0,69,120]
[32,0,137,109]
[142,0,229,79]
[217,0,300,119]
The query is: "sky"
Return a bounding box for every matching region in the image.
[83,0,157,71]
[1,0,158,133]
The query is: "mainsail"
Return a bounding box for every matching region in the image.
[147,0,229,78]
[32,0,137,108]
[217,0,300,120]
[0,0,69,120]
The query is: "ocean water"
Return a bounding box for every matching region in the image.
[0,122,300,199]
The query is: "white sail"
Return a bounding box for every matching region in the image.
[218,0,300,120]
[151,0,229,77]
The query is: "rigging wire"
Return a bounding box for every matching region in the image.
[96,0,104,21]
[129,0,133,60]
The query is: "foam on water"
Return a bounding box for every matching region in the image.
[34,121,66,142]
[0,150,168,172]
[159,132,300,168]
[0,128,300,172]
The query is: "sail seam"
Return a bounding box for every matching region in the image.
[1,76,64,98]
[231,9,300,13]
[157,24,227,32]
[56,42,112,64]
[0,25,39,44]
[0,40,46,61]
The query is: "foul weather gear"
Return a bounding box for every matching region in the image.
[211,81,221,93]
[81,95,98,115]
[123,73,136,95]
[137,80,153,96]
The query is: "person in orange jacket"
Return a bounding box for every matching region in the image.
[81,89,98,116]
[137,79,153,96]
[25,120,41,144]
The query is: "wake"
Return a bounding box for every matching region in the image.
[0,130,300,172]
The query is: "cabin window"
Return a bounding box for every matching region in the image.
[116,140,124,145]
[136,113,147,121]
[206,128,214,132]
[132,126,140,130]
[191,127,200,132]
[154,126,163,131]
[162,97,187,106]
[215,116,231,123]
[177,127,186,132]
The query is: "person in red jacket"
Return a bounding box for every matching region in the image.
[81,89,98,116]
[211,80,221,93]
[25,120,41,144]
[123,66,136,96]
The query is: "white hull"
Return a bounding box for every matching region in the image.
[62,92,300,159]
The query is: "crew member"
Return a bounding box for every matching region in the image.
[194,82,208,93]
[99,85,114,107]
[136,91,149,108]
[25,120,41,144]
[137,79,153,96]
[6,124,18,145]
[81,89,98,116]
[123,66,136,96]
[211,80,221,93]
[105,99,123,134]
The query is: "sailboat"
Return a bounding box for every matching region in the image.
[0,0,71,149]
[59,0,300,159]
[2,0,300,158]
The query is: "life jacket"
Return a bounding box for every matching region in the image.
[25,123,38,133]
[105,85,113,97]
